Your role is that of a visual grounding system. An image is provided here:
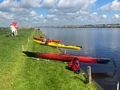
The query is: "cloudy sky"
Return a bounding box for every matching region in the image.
[0,0,120,27]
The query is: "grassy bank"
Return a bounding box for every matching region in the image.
[0,28,97,90]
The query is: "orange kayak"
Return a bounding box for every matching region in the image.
[33,36,61,43]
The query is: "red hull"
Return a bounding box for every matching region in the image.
[23,51,111,64]
[36,53,97,63]
[33,36,61,43]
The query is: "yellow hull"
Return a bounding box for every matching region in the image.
[34,40,81,50]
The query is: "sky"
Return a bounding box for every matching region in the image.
[0,0,120,27]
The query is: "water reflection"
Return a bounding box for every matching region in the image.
[92,70,116,79]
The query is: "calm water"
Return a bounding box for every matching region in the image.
[40,28,120,90]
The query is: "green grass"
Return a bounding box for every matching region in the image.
[0,28,97,90]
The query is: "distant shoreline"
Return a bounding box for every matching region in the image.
[38,24,120,28]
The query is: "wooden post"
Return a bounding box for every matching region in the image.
[56,43,58,49]
[117,82,119,90]
[63,49,66,54]
[22,45,24,51]
[87,66,92,84]
[28,37,29,42]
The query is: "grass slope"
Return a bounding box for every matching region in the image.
[0,28,96,90]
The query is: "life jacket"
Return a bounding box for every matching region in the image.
[68,58,81,74]
[12,22,18,30]
[10,23,14,26]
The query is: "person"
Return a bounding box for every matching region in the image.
[42,38,46,42]
[12,22,18,35]
[42,38,49,44]
[10,23,16,36]
[10,22,18,36]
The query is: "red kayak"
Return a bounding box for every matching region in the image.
[22,51,111,64]
[33,36,61,43]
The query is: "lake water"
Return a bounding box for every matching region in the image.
[40,28,120,90]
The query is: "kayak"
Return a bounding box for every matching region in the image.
[34,40,82,50]
[22,51,111,64]
[33,36,61,43]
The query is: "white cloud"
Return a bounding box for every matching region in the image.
[98,0,120,11]
[0,0,98,26]
[20,0,42,8]
[93,12,97,15]
[46,14,56,18]
[57,0,96,13]
[113,14,120,19]
[41,0,55,8]
[53,17,58,21]
[39,14,44,18]
[102,15,107,19]
[89,12,100,22]
[30,11,37,16]
[0,0,19,12]
[0,11,9,19]
[0,0,120,27]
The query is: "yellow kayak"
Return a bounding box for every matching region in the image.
[34,40,82,50]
